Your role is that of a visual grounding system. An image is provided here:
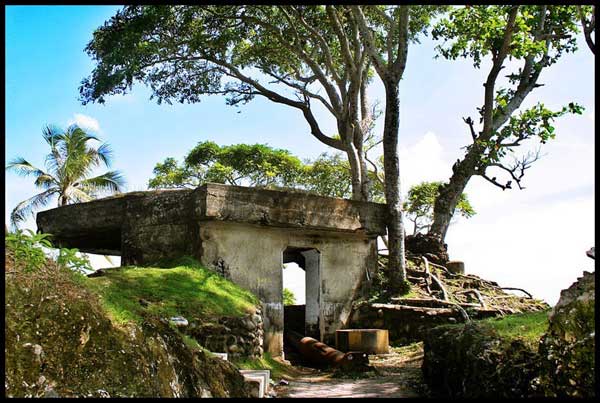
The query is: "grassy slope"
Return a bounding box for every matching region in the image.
[434,309,551,351]
[84,257,259,325]
[479,310,550,349]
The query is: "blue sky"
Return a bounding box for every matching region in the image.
[5,6,595,305]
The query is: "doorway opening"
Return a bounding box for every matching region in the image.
[282,246,320,363]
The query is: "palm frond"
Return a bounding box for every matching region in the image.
[78,170,126,195]
[96,142,114,168]
[6,157,49,179]
[34,173,58,190]
[64,186,94,204]
[10,188,59,229]
[41,125,63,149]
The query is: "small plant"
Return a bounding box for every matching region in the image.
[57,247,93,274]
[5,229,93,275]
[283,288,296,305]
[5,229,52,272]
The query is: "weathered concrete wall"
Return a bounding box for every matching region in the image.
[192,183,387,236]
[197,220,377,355]
[302,250,320,338]
[36,183,386,357]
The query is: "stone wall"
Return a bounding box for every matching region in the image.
[187,310,264,360]
[349,303,498,345]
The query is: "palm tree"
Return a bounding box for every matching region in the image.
[6,124,125,228]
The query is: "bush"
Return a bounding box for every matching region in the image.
[5,229,53,272]
[5,229,92,274]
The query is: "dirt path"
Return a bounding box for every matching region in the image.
[274,343,427,398]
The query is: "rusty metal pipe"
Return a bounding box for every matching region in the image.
[285,330,368,370]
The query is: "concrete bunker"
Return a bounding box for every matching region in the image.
[37,183,387,357]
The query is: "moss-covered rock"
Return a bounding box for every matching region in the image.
[422,321,541,398]
[4,251,251,398]
[534,271,595,398]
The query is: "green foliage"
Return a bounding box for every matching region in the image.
[283,288,296,306]
[432,6,579,69]
[6,125,125,228]
[480,310,550,349]
[298,153,352,198]
[149,141,304,189]
[5,230,94,275]
[80,6,349,106]
[56,248,93,274]
[233,352,296,380]
[5,229,53,272]
[404,181,475,234]
[298,152,385,201]
[84,259,259,325]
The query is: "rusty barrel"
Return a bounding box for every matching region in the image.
[335,329,389,354]
[285,330,368,370]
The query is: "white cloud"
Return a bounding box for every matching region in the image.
[67,113,101,133]
[398,131,451,193]
[447,196,594,305]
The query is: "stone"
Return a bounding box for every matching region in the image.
[211,352,228,361]
[536,271,595,398]
[446,261,465,275]
[228,344,241,354]
[243,318,256,331]
[168,316,188,327]
[405,233,449,265]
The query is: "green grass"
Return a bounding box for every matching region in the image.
[84,257,259,325]
[479,309,550,347]
[233,353,299,380]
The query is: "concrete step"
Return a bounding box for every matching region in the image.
[240,369,270,398]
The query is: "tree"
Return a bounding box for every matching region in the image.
[428,5,584,242]
[79,5,440,292]
[577,5,595,54]
[148,141,303,189]
[80,5,377,202]
[283,288,296,306]
[352,5,446,291]
[6,125,125,228]
[299,152,385,201]
[404,181,475,235]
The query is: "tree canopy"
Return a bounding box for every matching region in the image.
[149,141,303,189]
[148,142,386,201]
[429,5,585,240]
[404,181,475,235]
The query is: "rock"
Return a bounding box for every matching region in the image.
[169,316,188,327]
[585,247,594,260]
[243,318,256,331]
[96,389,110,398]
[43,388,60,398]
[405,233,449,265]
[446,261,465,275]
[228,344,241,354]
[536,271,595,398]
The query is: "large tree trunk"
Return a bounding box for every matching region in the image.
[346,143,367,201]
[430,152,478,241]
[382,81,407,290]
